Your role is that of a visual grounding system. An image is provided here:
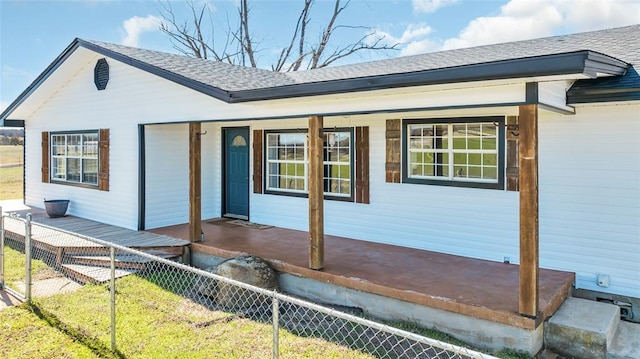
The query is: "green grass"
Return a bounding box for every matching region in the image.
[0,145,24,200]
[0,245,375,358]
[0,166,23,200]
[0,305,99,359]
[0,145,23,165]
[2,244,51,291]
[0,275,375,359]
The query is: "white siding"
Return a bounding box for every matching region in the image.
[144,123,225,229]
[145,124,188,229]
[24,52,223,230]
[201,123,223,221]
[144,121,258,229]
[250,105,640,299]
[22,49,524,231]
[20,47,639,299]
[249,113,521,263]
[538,104,640,298]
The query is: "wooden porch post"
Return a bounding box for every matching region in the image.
[519,104,539,317]
[308,116,324,270]
[189,122,202,242]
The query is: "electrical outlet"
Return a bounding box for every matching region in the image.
[597,273,610,288]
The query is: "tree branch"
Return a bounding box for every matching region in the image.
[239,0,257,67]
[158,0,398,71]
[273,0,312,71]
[317,30,398,68]
[159,0,224,60]
[309,0,348,69]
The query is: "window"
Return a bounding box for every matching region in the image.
[50,131,99,186]
[265,129,353,199]
[403,117,504,189]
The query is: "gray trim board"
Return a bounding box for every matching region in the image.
[23,129,26,200]
[525,83,539,104]
[401,116,506,190]
[138,102,527,127]
[229,51,627,103]
[2,120,25,128]
[138,124,146,231]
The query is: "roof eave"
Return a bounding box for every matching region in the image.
[228,50,629,103]
[0,39,235,126]
[0,39,82,126]
[76,39,233,103]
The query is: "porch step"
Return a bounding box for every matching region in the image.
[60,264,137,284]
[65,251,178,269]
[608,321,640,359]
[545,297,622,359]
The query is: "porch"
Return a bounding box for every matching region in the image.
[2,206,189,284]
[150,218,575,332]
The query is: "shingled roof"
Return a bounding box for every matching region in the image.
[85,25,639,88]
[79,25,638,103]
[82,39,296,91]
[289,25,640,84]
[1,24,639,125]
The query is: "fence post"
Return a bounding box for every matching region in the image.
[0,206,4,290]
[110,246,116,352]
[272,293,279,359]
[25,213,32,303]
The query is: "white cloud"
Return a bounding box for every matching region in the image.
[441,0,563,50]
[377,24,432,44]
[412,0,458,14]
[375,24,437,56]
[441,0,640,51]
[121,15,162,47]
[389,0,640,56]
[559,0,640,31]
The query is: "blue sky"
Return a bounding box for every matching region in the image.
[1,0,639,112]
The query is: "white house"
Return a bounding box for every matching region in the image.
[1,25,639,322]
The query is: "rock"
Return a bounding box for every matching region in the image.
[196,255,278,308]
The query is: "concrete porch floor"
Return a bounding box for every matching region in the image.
[151,218,575,331]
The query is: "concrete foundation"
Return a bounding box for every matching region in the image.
[280,272,543,354]
[191,251,543,355]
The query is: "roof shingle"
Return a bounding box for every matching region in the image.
[84,24,639,91]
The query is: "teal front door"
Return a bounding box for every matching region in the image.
[224,128,250,219]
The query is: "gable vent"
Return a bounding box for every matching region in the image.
[94,58,109,90]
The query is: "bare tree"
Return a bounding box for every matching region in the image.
[158,0,398,71]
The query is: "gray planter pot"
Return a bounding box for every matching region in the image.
[44,199,69,218]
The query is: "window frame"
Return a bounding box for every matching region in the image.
[49,130,101,189]
[402,117,505,190]
[263,128,355,201]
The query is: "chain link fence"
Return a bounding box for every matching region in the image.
[1,209,499,359]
